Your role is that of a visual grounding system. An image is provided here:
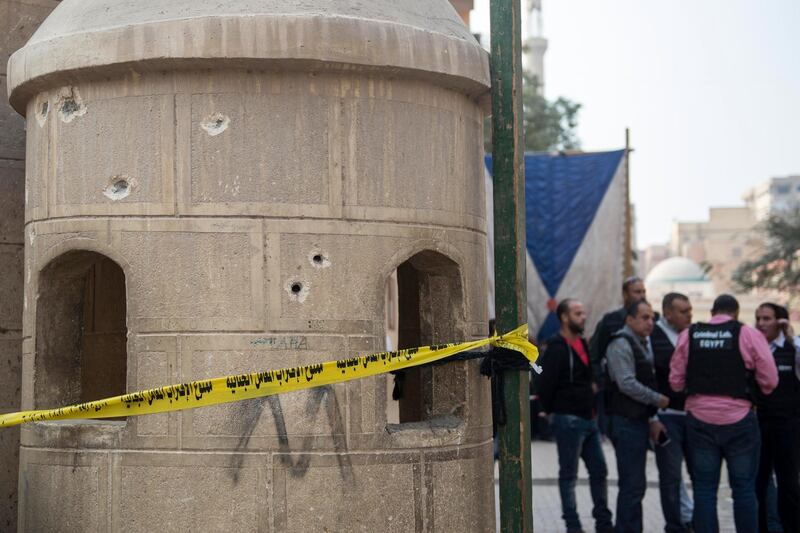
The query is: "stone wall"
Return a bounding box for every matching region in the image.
[0,1,60,530]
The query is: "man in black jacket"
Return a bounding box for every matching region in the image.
[588,276,648,436]
[589,276,648,381]
[537,299,614,533]
[754,302,800,532]
[650,293,694,532]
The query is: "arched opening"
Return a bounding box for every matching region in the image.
[385,250,466,425]
[35,251,127,411]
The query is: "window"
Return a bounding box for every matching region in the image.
[775,184,791,195]
[36,251,127,411]
[385,251,466,425]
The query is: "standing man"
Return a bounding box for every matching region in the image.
[754,302,800,533]
[589,276,648,380]
[537,299,614,533]
[650,293,694,532]
[670,294,778,533]
[589,276,649,434]
[606,299,670,533]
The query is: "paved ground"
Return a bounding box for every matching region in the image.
[494,440,738,533]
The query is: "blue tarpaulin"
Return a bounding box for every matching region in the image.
[486,150,626,341]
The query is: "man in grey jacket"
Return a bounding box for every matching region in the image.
[605,299,669,533]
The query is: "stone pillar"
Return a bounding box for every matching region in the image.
[0,1,60,530]
[8,2,492,531]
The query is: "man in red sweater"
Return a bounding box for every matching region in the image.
[536,299,614,533]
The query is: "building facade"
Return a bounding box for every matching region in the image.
[670,207,762,294]
[742,175,800,221]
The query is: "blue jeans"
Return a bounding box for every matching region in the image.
[655,414,694,532]
[687,411,760,533]
[756,416,800,532]
[609,414,649,533]
[551,414,614,532]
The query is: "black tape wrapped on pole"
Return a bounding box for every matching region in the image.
[479,346,535,426]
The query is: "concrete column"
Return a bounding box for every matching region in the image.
[8,2,494,531]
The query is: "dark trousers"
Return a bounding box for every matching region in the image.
[609,414,649,533]
[655,414,693,532]
[551,414,614,533]
[687,411,760,533]
[756,416,800,533]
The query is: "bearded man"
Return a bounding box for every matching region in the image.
[536,299,614,533]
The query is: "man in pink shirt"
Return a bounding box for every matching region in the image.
[670,294,778,533]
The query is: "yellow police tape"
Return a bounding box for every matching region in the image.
[0,325,538,428]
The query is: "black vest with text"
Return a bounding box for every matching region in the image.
[756,340,800,419]
[686,321,751,400]
[651,323,686,411]
[606,332,657,420]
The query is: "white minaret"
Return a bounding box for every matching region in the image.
[523,0,548,90]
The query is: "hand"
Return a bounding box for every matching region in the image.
[778,318,795,338]
[591,381,598,395]
[649,420,666,443]
[657,395,670,409]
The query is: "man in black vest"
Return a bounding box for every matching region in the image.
[589,276,649,435]
[605,299,669,533]
[537,299,614,533]
[670,294,778,533]
[589,276,648,381]
[650,292,694,532]
[754,302,800,533]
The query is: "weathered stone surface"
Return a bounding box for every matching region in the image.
[113,220,264,332]
[113,452,267,532]
[8,0,489,113]
[0,160,24,243]
[0,338,22,407]
[428,447,496,532]
[190,91,330,207]
[50,93,174,216]
[273,453,420,532]
[11,1,493,530]
[0,1,60,76]
[1,4,61,529]
[0,245,23,331]
[19,449,107,532]
[0,424,19,531]
[0,79,26,160]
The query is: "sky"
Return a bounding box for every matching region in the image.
[470,0,800,248]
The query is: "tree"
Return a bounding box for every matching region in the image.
[732,208,800,300]
[484,72,582,153]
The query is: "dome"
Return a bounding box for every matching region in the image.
[8,0,489,113]
[646,256,709,284]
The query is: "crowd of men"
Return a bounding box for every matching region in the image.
[534,278,800,533]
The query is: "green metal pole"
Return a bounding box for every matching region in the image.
[490,0,533,532]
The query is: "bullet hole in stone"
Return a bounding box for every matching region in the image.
[35,99,49,127]
[201,113,230,136]
[286,280,311,303]
[103,176,135,201]
[308,251,331,268]
[61,99,79,116]
[56,87,87,123]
